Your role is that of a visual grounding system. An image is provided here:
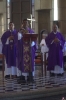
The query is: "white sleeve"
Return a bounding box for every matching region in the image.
[63,46,66,56]
[40,42,42,47]
[40,40,42,47]
[18,32,22,40]
[40,40,43,47]
[51,40,54,44]
[5,38,9,44]
[31,41,35,47]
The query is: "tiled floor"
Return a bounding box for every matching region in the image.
[0,75,66,93]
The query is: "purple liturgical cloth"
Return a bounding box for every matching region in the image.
[1,30,17,68]
[17,28,36,73]
[45,31,65,70]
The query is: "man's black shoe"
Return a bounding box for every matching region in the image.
[17,75,26,84]
[50,72,55,77]
[57,73,64,77]
[5,75,10,79]
[27,76,35,83]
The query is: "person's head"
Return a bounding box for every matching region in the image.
[52,24,58,32]
[22,19,29,28]
[41,30,48,39]
[42,33,47,39]
[9,22,14,30]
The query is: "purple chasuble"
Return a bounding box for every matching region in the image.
[1,30,17,68]
[17,28,36,72]
[45,32,65,70]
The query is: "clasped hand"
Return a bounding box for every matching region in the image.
[42,44,44,46]
[21,28,28,34]
[9,36,14,40]
[54,38,59,43]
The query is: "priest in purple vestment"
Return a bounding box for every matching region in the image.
[17,19,36,82]
[45,24,65,76]
[1,22,17,79]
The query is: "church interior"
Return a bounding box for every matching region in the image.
[0,0,66,100]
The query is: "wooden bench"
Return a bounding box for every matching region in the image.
[43,52,48,76]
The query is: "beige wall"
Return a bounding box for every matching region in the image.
[34,0,54,41]
[38,10,50,41]
[1,0,66,38]
[58,0,66,36]
[0,0,7,37]
[34,0,66,37]
[35,0,52,10]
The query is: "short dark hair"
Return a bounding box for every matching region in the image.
[23,19,27,22]
[9,22,13,24]
[40,29,47,35]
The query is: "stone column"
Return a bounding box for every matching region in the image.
[58,0,66,36]
[0,0,7,36]
[34,0,54,41]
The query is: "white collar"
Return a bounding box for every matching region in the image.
[54,32,57,34]
[10,29,14,32]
